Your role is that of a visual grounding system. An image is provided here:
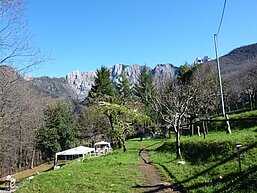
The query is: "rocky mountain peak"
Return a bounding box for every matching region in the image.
[152,63,179,81]
[65,63,179,101]
[66,70,96,101]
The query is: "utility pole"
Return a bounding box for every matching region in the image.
[214,34,231,134]
[213,0,231,134]
[214,34,226,116]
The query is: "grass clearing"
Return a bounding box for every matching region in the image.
[17,131,257,192]
[17,140,146,193]
[15,111,257,192]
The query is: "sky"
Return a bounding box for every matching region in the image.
[27,0,257,77]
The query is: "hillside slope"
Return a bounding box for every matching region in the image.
[207,43,257,79]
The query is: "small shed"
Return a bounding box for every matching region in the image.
[55,146,95,165]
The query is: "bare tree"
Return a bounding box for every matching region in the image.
[224,76,241,112]
[150,64,221,158]
[189,64,219,115]
[0,66,52,176]
[238,62,257,111]
[0,0,45,73]
[152,78,195,159]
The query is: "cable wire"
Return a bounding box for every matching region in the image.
[216,0,227,35]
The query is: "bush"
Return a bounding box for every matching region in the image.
[181,140,234,164]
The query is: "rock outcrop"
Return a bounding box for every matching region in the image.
[66,70,96,101]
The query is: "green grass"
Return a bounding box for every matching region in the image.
[17,132,257,193]
[213,109,257,120]
[16,110,257,193]
[16,131,257,192]
[17,141,145,193]
[210,110,257,130]
[147,127,257,193]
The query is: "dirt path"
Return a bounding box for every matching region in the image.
[136,149,181,193]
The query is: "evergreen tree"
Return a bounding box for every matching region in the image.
[116,71,133,104]
[134,66,156,115]
[37,100,78,161]
[89,66,116,101]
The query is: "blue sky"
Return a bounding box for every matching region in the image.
[28,0,257,77]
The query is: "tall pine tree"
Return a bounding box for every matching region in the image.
[116,71,133,104]
[134,66,155,108]
[89,66,116,101]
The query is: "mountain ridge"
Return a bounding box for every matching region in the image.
[28,42,257,103]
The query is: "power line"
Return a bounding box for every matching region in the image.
[216,0,227,35]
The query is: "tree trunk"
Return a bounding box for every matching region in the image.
[121,138,127,152]
[249,93,253,111]
[31,147,36,169]
[205,121,209,134]
[235,103,238,110]
[175,125,181,159]
[18,123,23,169]
[117,140,122,149]
[140,134,143,141]
[228,105,231,112]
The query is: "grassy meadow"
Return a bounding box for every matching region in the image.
[17,111,257,193]
[17,140,146,193]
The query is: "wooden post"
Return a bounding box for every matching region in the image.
[189,117,194,136]
[202,121,206,139]
[197,126,201,137]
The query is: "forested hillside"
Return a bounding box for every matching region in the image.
[0,66,54,176]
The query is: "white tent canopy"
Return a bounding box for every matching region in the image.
[94,141,112,155]
[94,141,111,148]
[55,146,95,164]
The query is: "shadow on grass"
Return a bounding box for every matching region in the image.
[213,165,257,193]
[148,142,257,192]
[184,165,257,193]
[177,142,257,184]
[157,163,179,183]
[133,183,185,193]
